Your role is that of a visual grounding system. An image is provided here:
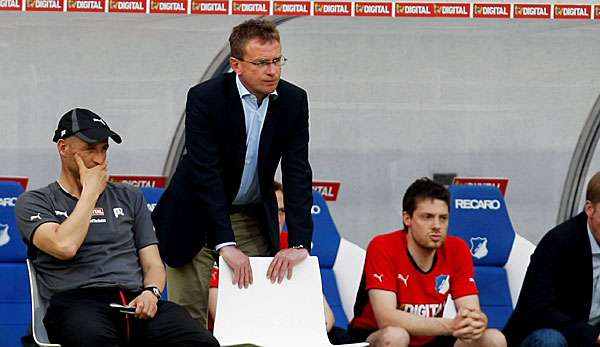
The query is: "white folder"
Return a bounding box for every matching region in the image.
[213,256,369,347]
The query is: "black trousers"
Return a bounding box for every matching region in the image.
[44,287,220,347]
[328,326,352,345]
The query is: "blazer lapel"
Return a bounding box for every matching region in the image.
[225,73,247,153]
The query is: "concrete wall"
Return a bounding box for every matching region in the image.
[2,14,600,246]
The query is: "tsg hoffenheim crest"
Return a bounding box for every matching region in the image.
[435,274,450,295]
[470,237,488,259]
[0,224,10,247]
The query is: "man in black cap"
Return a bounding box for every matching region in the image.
[16,108,219,347]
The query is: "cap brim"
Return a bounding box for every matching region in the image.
[76,128,122,144]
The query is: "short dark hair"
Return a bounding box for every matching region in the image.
[402,177,450,216]
[587,171,600,204]
[273,181,283,193]
[229,19,280,60]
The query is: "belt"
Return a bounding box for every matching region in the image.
[229,203,262,214]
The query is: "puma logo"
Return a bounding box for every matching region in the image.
[373,273,384,283]
[30,213,42,221]
[92,118,106,126]
[398,273,409,286]
[55,210,68,218]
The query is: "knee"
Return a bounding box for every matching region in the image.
[479,329,507,347]
[520,329,567,347]
[368,327,410,347]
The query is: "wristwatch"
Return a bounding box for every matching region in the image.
[143,286,162,300]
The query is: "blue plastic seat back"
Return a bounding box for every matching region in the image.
[320,269,348,329]
[310,191,347,327]
[448,184,515,267]
[0,181,27,262]
[140,187,165,213]
[448,184,515,329]
[0,181,30,346]
[475,267,512,329]
[310,191,341,268]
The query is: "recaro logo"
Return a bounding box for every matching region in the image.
[454,199,501,210]
[0,197,17,207]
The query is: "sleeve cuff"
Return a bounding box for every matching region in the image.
[215,242,237,252]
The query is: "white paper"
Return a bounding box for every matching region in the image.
[213,256,368,347]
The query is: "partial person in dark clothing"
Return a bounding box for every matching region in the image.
[504,171,600,347]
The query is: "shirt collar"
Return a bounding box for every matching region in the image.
[235,74,278,100]
[587,222,600,255]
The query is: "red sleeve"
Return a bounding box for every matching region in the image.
[210,265,220,288]
[364,236,397,293]
[448,237,479,299]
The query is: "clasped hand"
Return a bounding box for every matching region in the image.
[451,307,488,342]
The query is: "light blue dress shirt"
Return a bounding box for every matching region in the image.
[215,75,278,251]
[232,74,278,205]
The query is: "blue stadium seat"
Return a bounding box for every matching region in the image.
[0,181,30,347]
[140,186,164,214]
[448,184,535,329]
[310,191,365,329]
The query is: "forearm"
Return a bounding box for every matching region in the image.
[38,190,99,259]
[376,309,454,337]
[139,245,166,291]
[142,262,166,292]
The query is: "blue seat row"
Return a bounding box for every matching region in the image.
[2,182,535,347]
[0,181,30,347]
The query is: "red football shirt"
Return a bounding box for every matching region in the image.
[351,230,478,346]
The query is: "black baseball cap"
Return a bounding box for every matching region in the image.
[53,108,122,144]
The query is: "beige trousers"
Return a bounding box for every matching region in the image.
[166,210,271,327]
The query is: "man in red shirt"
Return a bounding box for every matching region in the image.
[349,178,506,347]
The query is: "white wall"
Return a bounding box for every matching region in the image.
[2,14,600,247]
[278,18,600,246]
[0,13,244,187]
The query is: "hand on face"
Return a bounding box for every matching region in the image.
[74,153,107,197]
